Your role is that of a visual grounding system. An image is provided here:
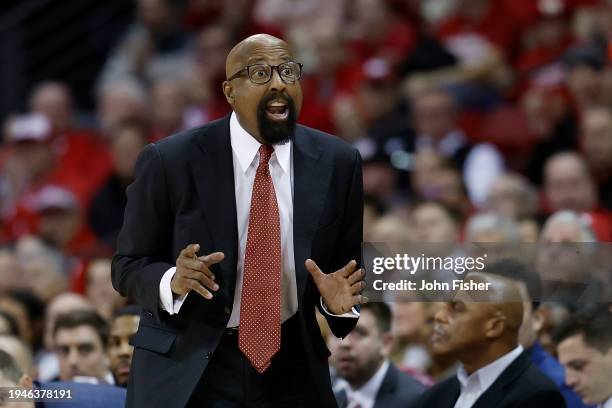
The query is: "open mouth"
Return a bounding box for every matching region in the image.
[265,99,289,121]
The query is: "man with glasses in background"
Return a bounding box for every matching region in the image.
[113,34,366,407]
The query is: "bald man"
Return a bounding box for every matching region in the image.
[113,34,365,407]
[414,273,566,408]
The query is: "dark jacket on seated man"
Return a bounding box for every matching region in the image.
[414,351,566,408]
[335,362,425,408]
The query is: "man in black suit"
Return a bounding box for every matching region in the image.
[415,272,566,408]
[112,33,366,407]
[332,302,425,408]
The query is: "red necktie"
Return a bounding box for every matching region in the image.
[239,144,281,373]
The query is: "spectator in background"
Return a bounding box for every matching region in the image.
[410,149,446,202]
[369,214,413,243]
[389,299,431,374]
[564,45,607,113]
[29,82,112,199]
[31,186,107,258]
[331,302,425,408]
[85,259,125,321]
[53,310,112,384]
[98,0,191,88]
[580,106,612,211]
[38,293,94,382]
[0,288,45,351]
[183,24,233,126]
[89,120,148,248]
[486,173,539,220]
[411,88,504,206]
[107,306,140,388]
[411,201,461,243]
[0,350,34,408]
[13,237,68,307]
[149,79,189,141]
[0,335,37,380]
[96,79,149,136]
[485,259,593,408]
[464,212,521,243]
[543,152,612,241]
[555,305,612,407]
[0,249,18,294]
[415,272,566,408]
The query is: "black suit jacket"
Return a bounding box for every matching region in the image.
[112,116,363,408]
[335,363,426,408]
[414,352,567,408]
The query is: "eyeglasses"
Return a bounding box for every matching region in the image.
[227,61,303,84]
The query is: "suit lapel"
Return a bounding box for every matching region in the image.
[189,116,239,291]
[472,352,531,408]
[292,125,332,303]
[373,363,396,408]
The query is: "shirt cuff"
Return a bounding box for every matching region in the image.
[159,267,188,315]
[320,297,359,318]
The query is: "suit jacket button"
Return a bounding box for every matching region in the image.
[146,311,153,317]
[224,306,230,315]
[206,351,212,359]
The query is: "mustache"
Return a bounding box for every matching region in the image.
[260,91,293,107]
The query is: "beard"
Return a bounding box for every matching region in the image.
[256,91,297,145]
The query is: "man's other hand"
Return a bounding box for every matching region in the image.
[305,259,368,315]
[171,244,224,300]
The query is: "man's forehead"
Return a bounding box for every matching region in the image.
[226,35,293,75]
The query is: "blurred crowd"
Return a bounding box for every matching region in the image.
[0,0,611,406]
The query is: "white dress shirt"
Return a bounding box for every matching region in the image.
[453,345,524,408]
[341,360,389,408]
[600,397,612,408]
[159,112,357,324]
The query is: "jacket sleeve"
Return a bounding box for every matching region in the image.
[111,144,175,322]
[316,149,363,338]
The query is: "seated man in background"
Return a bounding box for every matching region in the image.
[107,306,140,387]
[555,305,612,408]
[53,310,112,384]
[483,259,593,408]
[331,302,426,408]
[415,272,566,408]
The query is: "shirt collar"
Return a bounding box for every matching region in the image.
[347,360,390,404]
[601,397,612,408]
[457,345,524,392]
[229,111,291,174]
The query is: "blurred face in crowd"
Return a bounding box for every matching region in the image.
[412,203,459,242]
[30,82,72,132]
[111,124,148,181]
[223,34,303,144]
[581,108,612,174]
[11,141,54,180]
[38,207,81,251]
[55,325,108,382]
[137,0,174,33]
[544,153,596,212]
[151,80,188,135]
[332,309,392,388]
[44,294,93,351]
[86,260,125,320]
[567,66,602,108]
[358,81,398,122]
[486,174,537,219]
[0,299,32,347]
[97,84,148,135]
[391,302,427,342]
[413,91,456,141]
[195,25,231,80]
[558,334,612,405]
[411,149,445,200]
[108,315,140,387]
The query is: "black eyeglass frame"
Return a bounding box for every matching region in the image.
[227,62,303,84]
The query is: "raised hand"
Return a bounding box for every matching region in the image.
[305,259,367,315]
[171,244,224,300]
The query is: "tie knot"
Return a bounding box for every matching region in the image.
[258,144,274,165]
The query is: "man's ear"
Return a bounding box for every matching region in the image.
[222,81,235,106]
[485,314,506,339]
[532,308,545,334]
